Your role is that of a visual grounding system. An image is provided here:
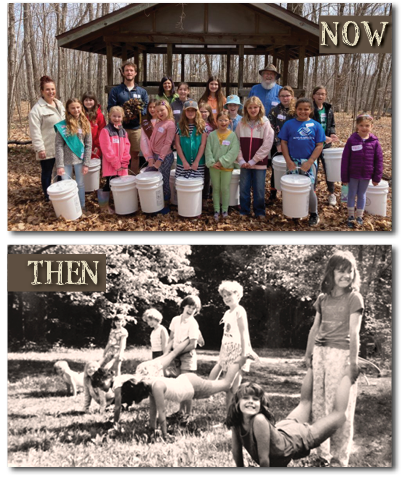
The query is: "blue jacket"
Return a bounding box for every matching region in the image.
[108,83,149,129]
[249,84,283,116]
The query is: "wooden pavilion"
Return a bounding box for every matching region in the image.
[57,3,321,98]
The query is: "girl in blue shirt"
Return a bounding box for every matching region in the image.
[278,98,326,226]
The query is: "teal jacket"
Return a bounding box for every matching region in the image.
[177,126,205,166]
[205,130,240,169]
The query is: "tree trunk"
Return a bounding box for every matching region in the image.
[8,3,17,134]
[23,4,37,108]
[370,53,386,117]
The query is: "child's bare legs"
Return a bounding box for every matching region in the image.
[208,362,222,381]
[287,367,314,423]
[111,358,122,377]
[202,357,246,396]
[226,370,243,409]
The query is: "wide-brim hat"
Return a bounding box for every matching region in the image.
[259,63,281,80]
[224,95,243,112]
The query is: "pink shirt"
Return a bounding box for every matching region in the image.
[147,119,175,160]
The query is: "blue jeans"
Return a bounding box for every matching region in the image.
[239,168,266,217]
[64,163,85,207]
[348,178,370,210]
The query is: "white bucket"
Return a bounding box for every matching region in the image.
[47,179,82,220]
[281,175,311,218]
[110,175,139,215]
[169,169,178,206]
[135,171,164,213]
[365,179,389,216]
[323,148,344,182]
[272,155,287,190]
[175,177,204,217]
[84,159,101,192]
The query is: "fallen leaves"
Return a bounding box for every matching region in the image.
[7,113,392,232]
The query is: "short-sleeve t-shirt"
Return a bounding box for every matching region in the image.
[169,315,199,349]
[278,119,326,159]
[314,291,364,350]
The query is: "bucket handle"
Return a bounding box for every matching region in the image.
[51,173,73,183]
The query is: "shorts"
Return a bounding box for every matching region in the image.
[276,418,316,459]
[218,342,250,373]
[125,128,141,152]
[173,349,197,372]
[152,350,163,359]
[190,374,215,400]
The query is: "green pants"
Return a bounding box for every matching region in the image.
[209,168,233,213]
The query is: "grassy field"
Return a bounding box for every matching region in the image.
[7,347,392,467]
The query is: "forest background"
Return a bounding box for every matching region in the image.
[7,2,392,135]
[8,245,392,371]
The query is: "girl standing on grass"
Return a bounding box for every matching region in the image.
[55,98,92,214]
[175,99,207,181]
[100,315,129,377]
[171,82,191,123]
[312,86,339,205]
[278,98,326,227]
[304,250,364,466]
[236,96,274,221]
[209,281,255,407]
[199,76,227,122]
[81,91,106,160]
[227,367,356,467]
[142,308,169,359]
[142,100,176,214]
[205,111,240,221]
[83,361,115,413]
[341,114,383,228]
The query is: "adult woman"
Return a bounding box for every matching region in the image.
[156,76,179,105]
[28,76,65,201]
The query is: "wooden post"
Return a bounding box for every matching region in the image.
[264,53,268,66]
[106,42,113,87]
[283,46,289,86]
[134,49,140,83]
[167,43,173,78]
[226,51,231,96]
[297,45,305,90]
[122,44,128,62]
[181,53,185,82]
[143,52,147,86]
[238,44,244,98]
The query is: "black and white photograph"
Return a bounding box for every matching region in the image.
[7,245,392,468]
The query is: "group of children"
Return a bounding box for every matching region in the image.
[71,249,364,467]
[50,78,383,226]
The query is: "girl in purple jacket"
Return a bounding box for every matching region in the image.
[341,114,383,227]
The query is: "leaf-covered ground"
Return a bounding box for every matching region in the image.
[8,112,392,231]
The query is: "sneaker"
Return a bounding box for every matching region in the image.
[347,216,355,228]
[257,216,266,222]
[213,212,219,222]
[222,211,228,219]
[328,194,337,206]
[309,213,319,227]
[82,207,91,217]
[356,216,363,225]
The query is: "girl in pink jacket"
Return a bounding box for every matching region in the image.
[99,106,131,192]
